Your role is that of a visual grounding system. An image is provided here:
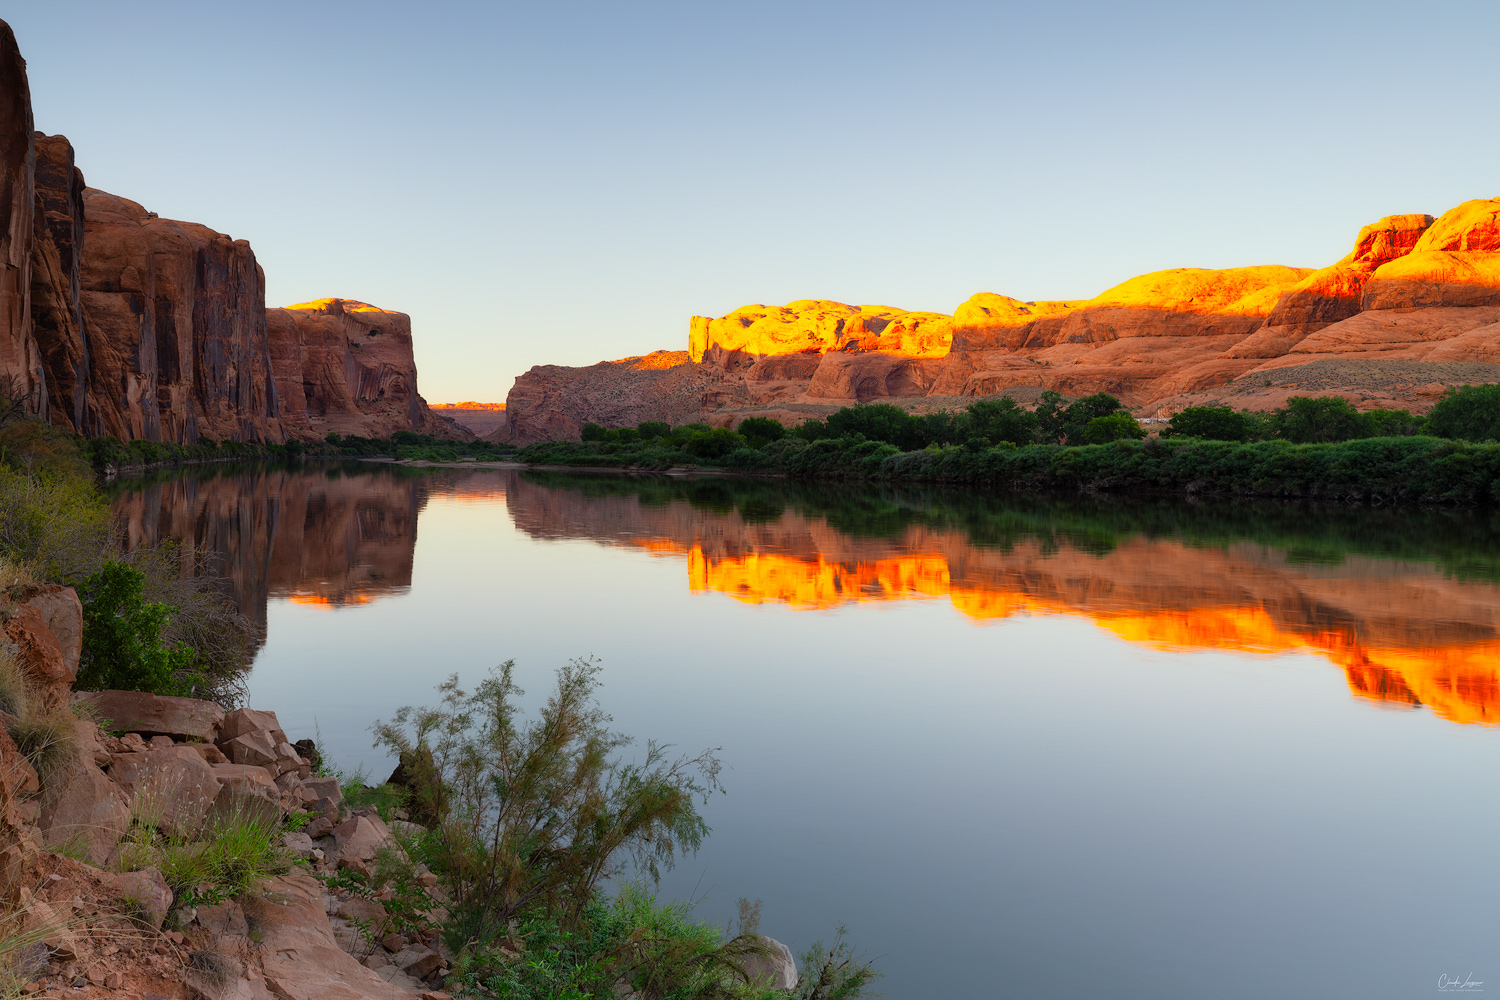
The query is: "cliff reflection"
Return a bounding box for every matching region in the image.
[110,464,1500,728]
[510,473,1500,726]
[111,464,432,638]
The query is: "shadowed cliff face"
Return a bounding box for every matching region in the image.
[0,22,460,445]
[267,298,463,442]
[81,188,280,443]
[505,475,1500,726]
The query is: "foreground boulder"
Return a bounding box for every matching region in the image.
[37,762,129,865]
[738,936,798,990]
[242,874,422,1000]
[108,746,222,837]
[207,763,282,829]
[77,690,225,742]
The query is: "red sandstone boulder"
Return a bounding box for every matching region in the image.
[97,866,172,928]
[243,874,421,1000]
[37,763,129,865]
[76,690,224,742]
[218,706,288,744]
[331,814,395,867]
[4,602,71,707]
[108,746,222,837]
[207,763,281,829]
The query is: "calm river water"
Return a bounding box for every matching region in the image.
[111,462,1500,1000]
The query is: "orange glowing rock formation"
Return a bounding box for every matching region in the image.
[502,198,1500,443]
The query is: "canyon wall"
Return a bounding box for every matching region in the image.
[0,20,460,445]
[504,201,1500,442]
[429,401,506,437]
[267,298,462,441]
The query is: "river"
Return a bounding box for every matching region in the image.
[110,461,1500,999]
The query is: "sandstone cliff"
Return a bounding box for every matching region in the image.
[0,20,460,445]
[504,199,1500,441]
[267,298,464,441]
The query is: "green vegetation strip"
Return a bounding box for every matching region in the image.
[519,387,1500,505]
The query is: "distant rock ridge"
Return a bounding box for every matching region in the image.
[502,201,1500,443]
[0,20,464,444]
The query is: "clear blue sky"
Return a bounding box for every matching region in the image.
[9,2,1498,400]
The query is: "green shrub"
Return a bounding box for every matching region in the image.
[0,421,92,481]
[372,659,723,947]
[736,417,786,449]
[794,924,883,1000]
[638,421,671,441]
[0,464,112,584]
[1166,406,1253,441]
[1358,408,1425,438]
[1426,383,1500,441]
[581,423,609,443]
[1272,395,1366,443]
[683,428,746,460]
[1083,412,1145,443]
[963,397,1038,446]
[77,561,198,695]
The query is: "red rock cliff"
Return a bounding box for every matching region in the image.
[79,187,282,443]
[0,20,461,445]
[506,198,1500,437]
[267,298,463,441]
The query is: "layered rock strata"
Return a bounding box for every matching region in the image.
[503,200,1500,442]
[0,20,460,444]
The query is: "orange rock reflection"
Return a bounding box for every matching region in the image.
[666,544,1500,726]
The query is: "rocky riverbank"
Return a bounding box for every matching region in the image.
[0,581,455,999]
[0,577,806,1000]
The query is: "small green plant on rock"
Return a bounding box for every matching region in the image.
[76,561,198,695]
[117,797,296,907]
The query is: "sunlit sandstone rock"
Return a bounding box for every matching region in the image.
[505,196,1500,436]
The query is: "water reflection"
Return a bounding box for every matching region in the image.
[111,463,430,637]
[111,464,1500,726]
[508,473,1500,726]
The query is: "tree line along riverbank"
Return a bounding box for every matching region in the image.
[514,386,1500,504]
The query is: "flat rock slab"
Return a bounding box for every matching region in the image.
[76,690,225,742]
[244,874,421,1000]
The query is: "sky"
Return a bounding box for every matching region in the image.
[8,1,1500,401]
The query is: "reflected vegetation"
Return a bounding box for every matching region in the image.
[111,463,1500,727]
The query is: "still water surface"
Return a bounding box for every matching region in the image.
[112,463,1500,999]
